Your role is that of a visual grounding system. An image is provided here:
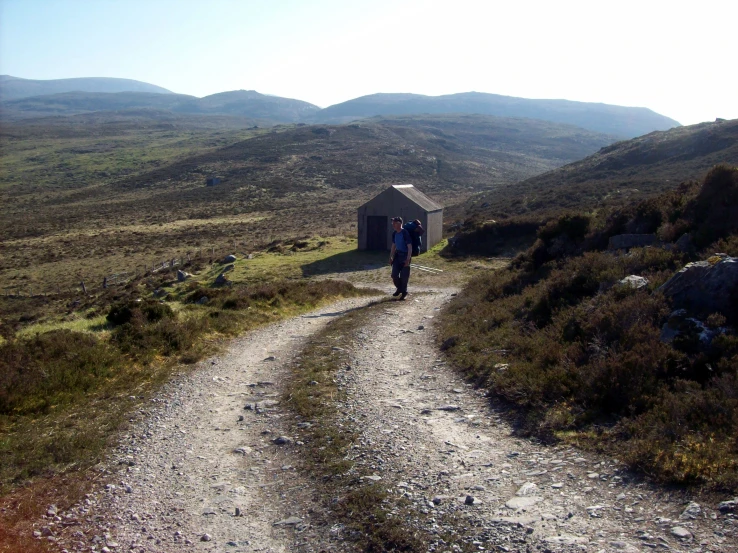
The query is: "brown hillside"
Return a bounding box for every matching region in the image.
[460,118,738,222]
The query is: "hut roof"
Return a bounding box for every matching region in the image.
[391,184,443,212]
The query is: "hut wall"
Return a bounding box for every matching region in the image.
[357,186,443,252]
[425,209,444,251]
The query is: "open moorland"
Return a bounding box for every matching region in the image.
[2,107,738,552]
[0,113,616,297]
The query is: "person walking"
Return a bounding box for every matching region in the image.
[389,216,412,300]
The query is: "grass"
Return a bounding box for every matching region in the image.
[283,299,429,552]
[0,274,377,550]
[438,165,738,492]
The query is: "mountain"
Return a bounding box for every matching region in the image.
[461,118,738,221]
[0,91,195,119]
[0,90,320,123]
[310,92,680,138]
[171,90,320,121]
[0,75,172,101]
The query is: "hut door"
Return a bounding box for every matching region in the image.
[366,216,388,250]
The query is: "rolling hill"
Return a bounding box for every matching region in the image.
[459,118,738,222]
[0,90,320,123]
[310,92,680,138]
[0,113,616,290]
[0,75,172,101]
[0,90,319,125]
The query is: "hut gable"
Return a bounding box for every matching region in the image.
[392,184,443,212]
[357,184,443,252]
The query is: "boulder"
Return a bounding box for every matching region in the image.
[223,254,237,263]
[618,275,649,289]
[215,273,229,285]
[718,498,738,513]
[608,234,657,250]
[176,270,190,282]
[222,264,235,273]
[658,254,738,316]
[196,296,209,305]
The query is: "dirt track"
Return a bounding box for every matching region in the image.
[41,287,737,553]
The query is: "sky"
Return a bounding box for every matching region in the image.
[1,0,736,125]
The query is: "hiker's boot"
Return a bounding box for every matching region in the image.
[392,289,401,297]
[400,292,408,301]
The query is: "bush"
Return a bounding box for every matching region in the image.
[107,299,174,326]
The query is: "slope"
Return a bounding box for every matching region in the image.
[461,118,738,222]
[0,89,321,123]
[0,114,615,291]
[311,91,680,138]
[0,75,172,101]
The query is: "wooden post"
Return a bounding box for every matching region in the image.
[103,276,108,289]
[80,281,87,294]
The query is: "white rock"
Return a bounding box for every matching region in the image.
[505,496,542,509]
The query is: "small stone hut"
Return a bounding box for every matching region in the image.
[357,184,443,252]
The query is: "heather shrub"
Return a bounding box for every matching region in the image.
[0,330,121,415]
[439,165,738,489]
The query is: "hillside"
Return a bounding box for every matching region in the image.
[0,91,195,119]
[459,118,738,223]
[0,89,321,123]
[171,90,320,121]
[310,91,680,138]
[0,114,615,292]
[440,165,738,491]
[0,75,172,101]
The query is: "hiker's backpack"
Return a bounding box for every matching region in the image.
[403,220,425,256]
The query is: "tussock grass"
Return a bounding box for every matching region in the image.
[0,278,376,548]
[284,300,428,552]
[439,166,738,491]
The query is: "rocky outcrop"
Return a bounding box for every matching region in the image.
[658,254,738,317]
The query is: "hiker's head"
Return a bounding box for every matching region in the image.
[392,216,403,231]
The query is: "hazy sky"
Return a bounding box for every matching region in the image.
[1,0,736,125]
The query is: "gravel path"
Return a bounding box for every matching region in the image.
[333,288,738,552]
[39,287,738,553]
[44,296,380,553]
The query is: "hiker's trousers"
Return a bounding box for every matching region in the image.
[391,254,411,293]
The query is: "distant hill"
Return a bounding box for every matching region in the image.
[0,91,194,119]
[0,90,320,123]
[310,92,680,138]
[461,118,738,221]
[0,75,172,101]
[112,114,617,197]
[171,90,320,121]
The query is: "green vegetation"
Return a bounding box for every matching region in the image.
[439,165,738,490]
[0,276,375,492]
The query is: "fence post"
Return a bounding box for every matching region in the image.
[80,281,87,295]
